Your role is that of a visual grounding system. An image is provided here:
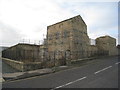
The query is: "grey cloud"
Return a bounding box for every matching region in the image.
[0,22,22,46]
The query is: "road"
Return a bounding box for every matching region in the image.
[2,56,119,89]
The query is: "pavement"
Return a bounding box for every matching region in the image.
[3,68,54,81]
[0,73,4,83]
[2,56,119,89]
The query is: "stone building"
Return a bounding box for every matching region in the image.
[0,46,8,57]
[2,43,49,71]
[47,15,90,65]
[2,43,47,63]
[2,15,118,70]
[96,35,117,56]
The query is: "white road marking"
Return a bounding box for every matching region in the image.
[52,76,87,90]
[115,62,120,65]
[94,66,112,74]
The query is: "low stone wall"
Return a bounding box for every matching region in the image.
[2,58,42,71]
[2,58,24,71]
[23,62,42,71]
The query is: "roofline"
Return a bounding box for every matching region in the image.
[96,35,116,40]
[18,43,40,46]
[47,15,86,29]
[3,43,40,51]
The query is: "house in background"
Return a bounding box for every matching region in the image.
[96,35,117,56]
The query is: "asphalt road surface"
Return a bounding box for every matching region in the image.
[2,56,119,89]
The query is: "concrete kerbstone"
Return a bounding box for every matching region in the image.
[3,68,53,81]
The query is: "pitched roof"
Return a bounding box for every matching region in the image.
[96,35,116,40]
[47,15,86,28]
[3,43,40,51]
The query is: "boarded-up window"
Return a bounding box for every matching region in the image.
[48,35,53,40]
[55,32,59,39]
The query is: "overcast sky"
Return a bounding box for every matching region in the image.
[0,0,119,47]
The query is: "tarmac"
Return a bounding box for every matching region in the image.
[2,56,113,82]
[2,56,119,88]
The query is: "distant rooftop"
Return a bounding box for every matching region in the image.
[18,43,40,46]
[3,43,40,51]
[96,35,116,40]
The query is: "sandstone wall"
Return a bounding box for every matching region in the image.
[96,35,117,56]
[2,58,42,71]
[47,15,90,65]
[2,44,47,63]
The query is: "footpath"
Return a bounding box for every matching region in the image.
[2,68,53,81]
